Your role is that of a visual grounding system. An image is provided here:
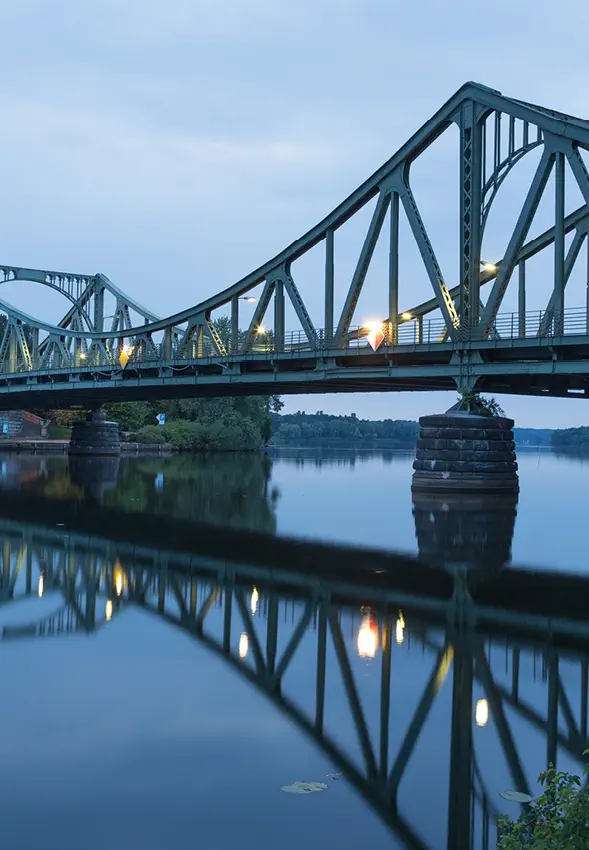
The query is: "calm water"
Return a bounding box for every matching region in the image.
[0,448,587,849]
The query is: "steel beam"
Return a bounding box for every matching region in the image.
[480,149,555,337]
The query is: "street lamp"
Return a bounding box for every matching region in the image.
[480,261,497,273]
[240,296,257,303]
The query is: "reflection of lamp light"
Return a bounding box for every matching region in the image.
[106,599,113,622]
[37,575,44,598]
[250,587,259,615]
[357,612,379,658]
[239,632,249,659]
[395,618,404,645]
[114,563,124,597]
[401,312,413,321]
[475,699,489,727]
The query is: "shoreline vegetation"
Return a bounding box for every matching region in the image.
[35,403,579,453]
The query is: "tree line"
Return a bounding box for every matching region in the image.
[270,411,420,447]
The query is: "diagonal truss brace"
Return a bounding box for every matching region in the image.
[479,148,555,337]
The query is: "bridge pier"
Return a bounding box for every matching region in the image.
[412,412,518,493]
[68,410,120,456]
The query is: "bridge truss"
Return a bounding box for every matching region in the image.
[1,81,589,405]
[1,518,589,849]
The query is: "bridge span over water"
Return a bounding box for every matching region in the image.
[1,82,589,407]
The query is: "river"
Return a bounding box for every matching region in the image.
[0,447,587,849]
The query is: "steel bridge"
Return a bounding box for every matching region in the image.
[2,82,589,407]
[1,510,589,849]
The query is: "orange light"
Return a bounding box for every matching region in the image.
[357,611,379,658]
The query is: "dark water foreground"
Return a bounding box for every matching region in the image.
[0,450,588,849]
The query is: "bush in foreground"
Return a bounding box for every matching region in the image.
[498,758,589,848]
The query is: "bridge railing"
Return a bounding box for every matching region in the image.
[1,306,589,376]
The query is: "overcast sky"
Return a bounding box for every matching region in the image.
[1,0,588,427]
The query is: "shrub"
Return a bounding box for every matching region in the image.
[498,758,589,848]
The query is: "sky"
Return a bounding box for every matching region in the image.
[1,0,589,427]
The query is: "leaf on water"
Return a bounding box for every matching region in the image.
[499,790,534,803]
[281,781,328,794]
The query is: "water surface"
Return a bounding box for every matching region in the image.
[0,448,587,849]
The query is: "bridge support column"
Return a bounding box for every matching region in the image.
[412,412,518,492]
[69,410,121,456]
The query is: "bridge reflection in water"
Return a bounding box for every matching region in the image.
[0,460,588,849]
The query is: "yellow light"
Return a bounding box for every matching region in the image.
[357,612,379,658]
[256,325,267,335]
[363,320,383,333]
[79,352,87,360]
[239,632,249,659]
[119,350,129,369]
[37,575,44,598]
[250,587,259,615]
[475,699,489,727]
[401,312,413,321]
[114,563,125,597]
[105,599,113,622]
[395,618,405,645]
[481,261,497,273]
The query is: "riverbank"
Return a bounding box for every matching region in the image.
[0,440,172,454]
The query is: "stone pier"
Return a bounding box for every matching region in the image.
[69,410,120,456]
[412,412,518,492]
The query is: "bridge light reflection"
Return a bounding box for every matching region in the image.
[475,699,489,727]
[357,611,379,658]
[256,325,267,335]
[395,611,406,645]
[250,587,259,615]
[239,632,249,658]
[114,563,125,597]
[400,312,412,321]
[37,574,44,598]
[105,599,113,622]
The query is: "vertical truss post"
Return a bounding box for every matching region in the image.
[388,193,399,344]
[554,152,566,336]
[25,546,32,594]
[547,651,559,767]
[581,660,588,738]
[459,100,483,333]
[196,325,204,358]
[231,295,239,354]
[266,596,279,677]
[586,240,589,335]
[223,588,232,652]
[315,604,327,733]
[380,617,392,779]
[325,229,334,344]
[274,279,285,353]
[93,280,105,332]
[8,325,17,373]
[447,640,473,850]
[518,261,526,337]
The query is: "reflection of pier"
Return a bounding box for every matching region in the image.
[412,490,518,571]
[1,514,589,848]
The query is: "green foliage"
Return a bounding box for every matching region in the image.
[457,388,506,417]
[40,408,88,427]
[551,427,589,450]
[271,411,419,446]
[102,402,155,431]
[131,418,262,452]
[498,757,589,848]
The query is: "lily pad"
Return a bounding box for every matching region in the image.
[499,790,534,803]
[281,781,328,794]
